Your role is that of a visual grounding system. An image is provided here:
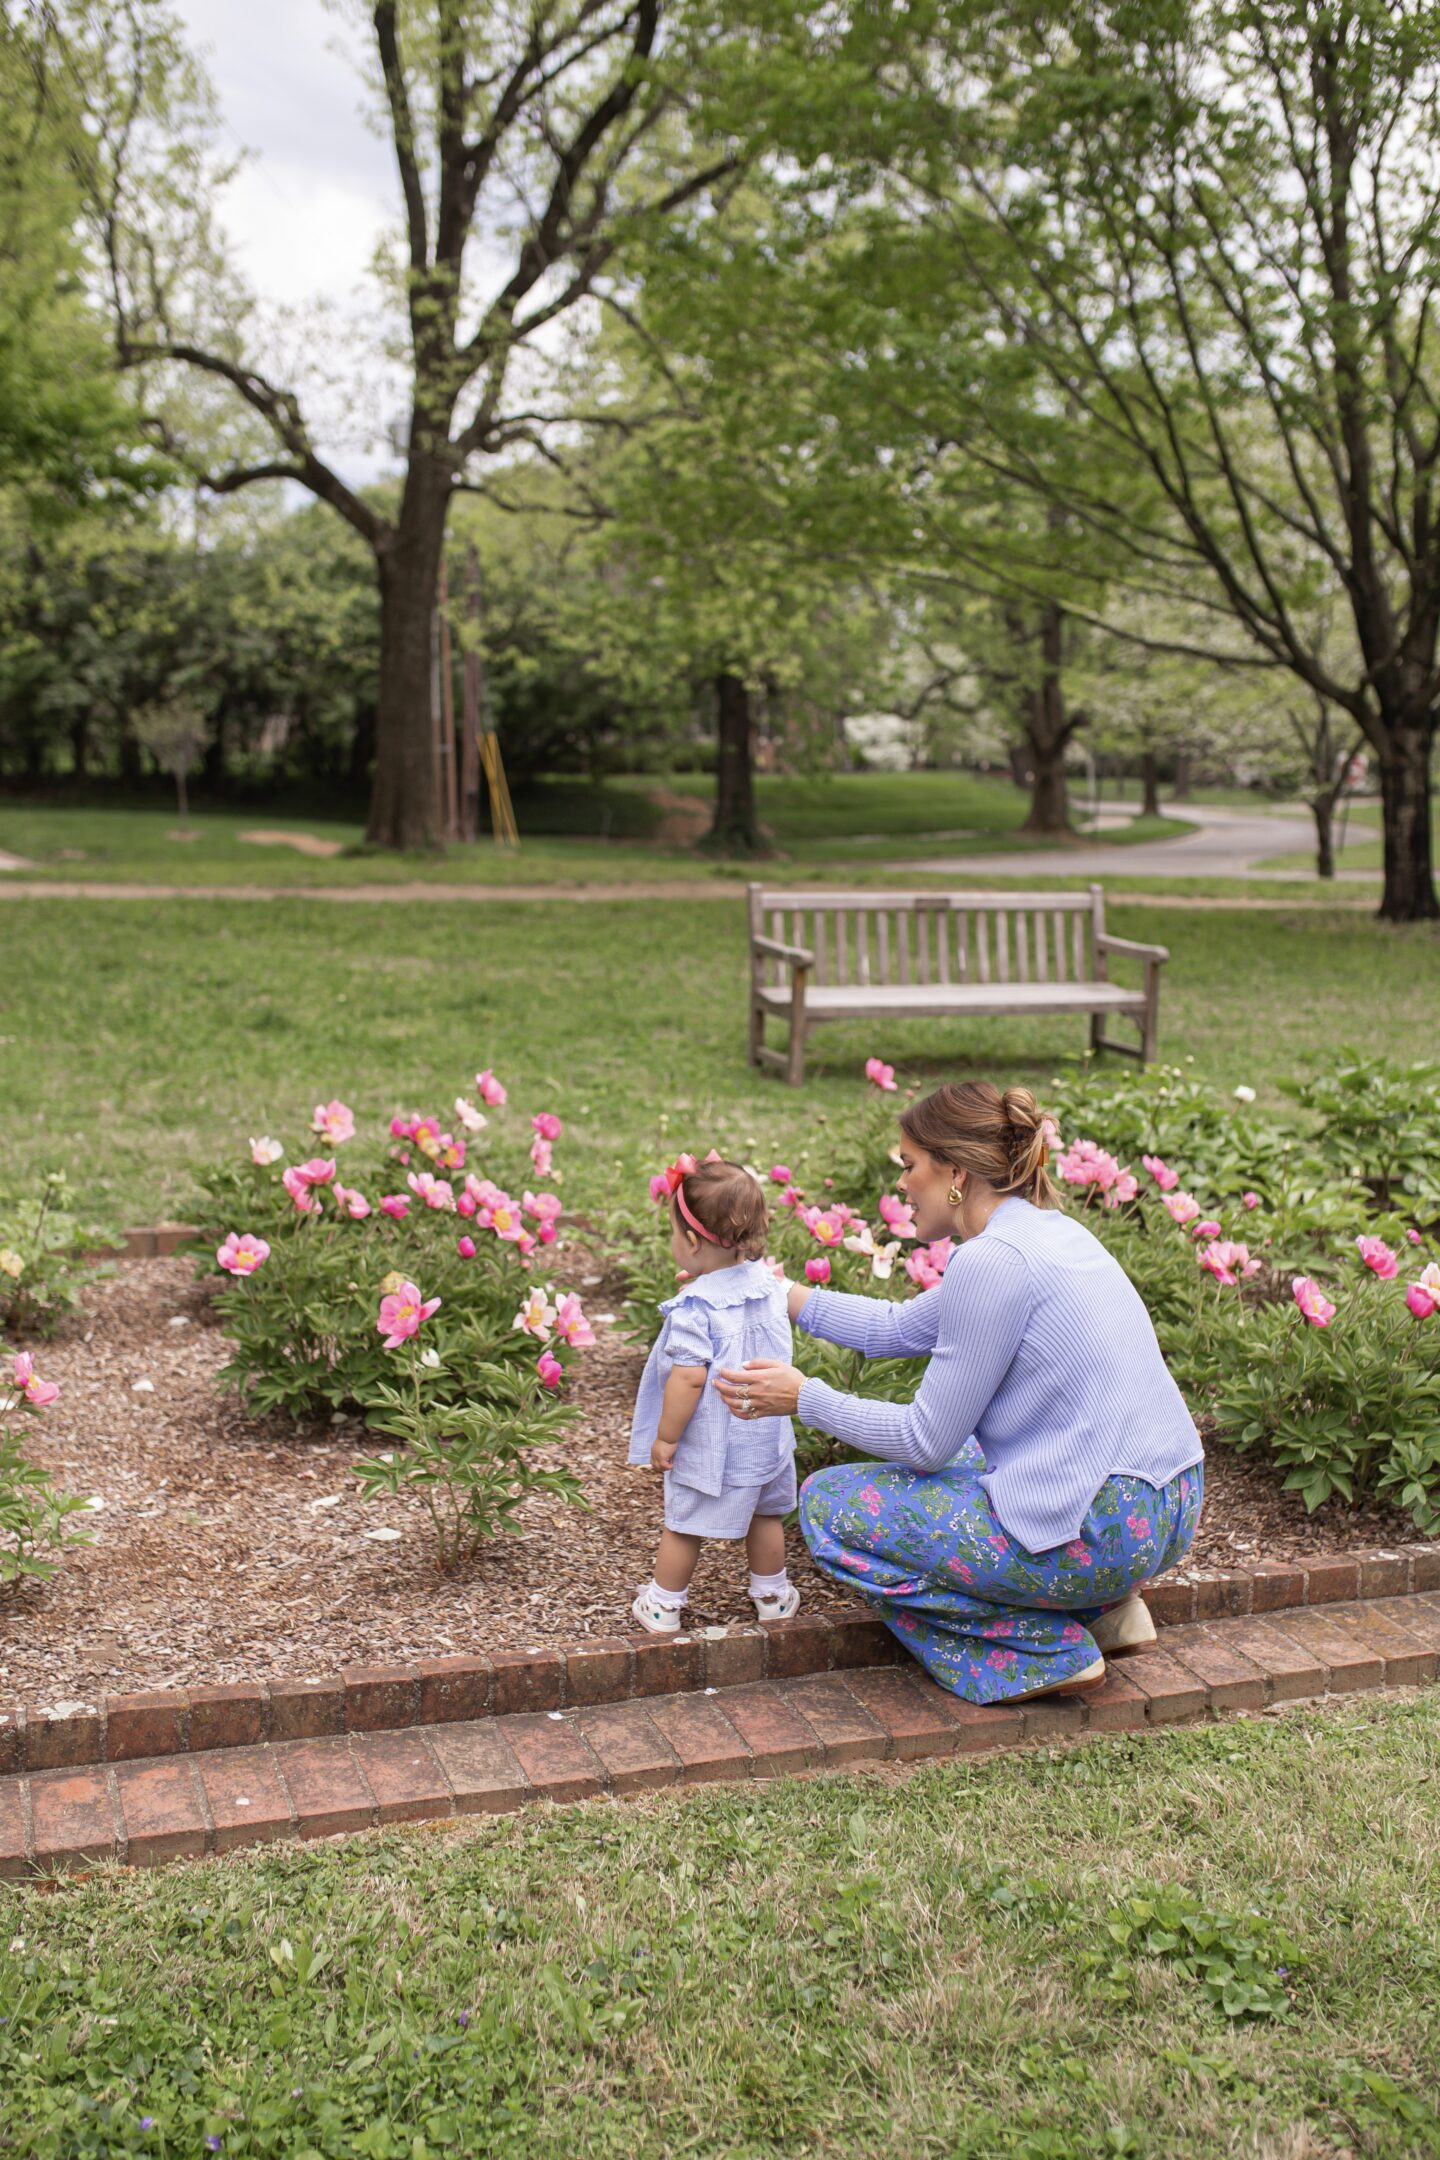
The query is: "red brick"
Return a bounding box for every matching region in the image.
[1116,1650,1208,1723]
[1382,1594,1440,1647]
[113,1756,208,1865]
[1352,1548,1409,1600]
[0,1708,20,1778]
[122,1226,157,1257]
[1224,1622,1325,1702]
[1318,1603,1436,1687]
[759,1615,833,1679]
[1163,1634,1269,1712]
[1402,1545,1440,1594]
[697,1627,767,1692]
[194,1747,294,1854]
[1141,1580,1195,1625]
[104,1690,187,1763]
[29,1766,117,1871]
[1301,1556,1360,1606]
[562,1639,632,1708]
[352,1730,452,1824]
[187,1684,263,1753]
[274,1737,376,1838]
[23,1704,101,1773]
[1016,1692,1090,1742]
[645,1695,751,1783]
[1248,1560,1304,1614]
[504,1715,604,1802]
[342,1665,418,1733]
[1269,1612,1382,1691]
[575,1704,680,1795]
[154,1222,199,1256]
[631,1634,704,1699]
[267,1677,345,1741]
[1192,1572,1252,1621]
[718,1685,821,1776]
[840,1669,958,1761]
[1072,1667,1149,1733]
[417,1656,491,1726]
[778,1675,888,1765]
[489,1649,562,1717]
[829,1615,900,1670]
[0,1778,28,1878]
[427,1721,528,1814]
[926,1691,1028,1749]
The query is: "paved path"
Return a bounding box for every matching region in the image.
[899,802,1366,881]
[4,1585,1437,1874]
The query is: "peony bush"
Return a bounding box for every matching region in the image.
[619,1052,1440,1531]
[0,1170,120,1339]
[194,1070,595,1569]
[0,1351,94,1591]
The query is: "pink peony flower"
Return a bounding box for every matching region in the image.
[1408,1227,1424,1245]
[1056,1139,1135,1206]
[513,1287,557,1340]
[1142,1153,1179,1191]
[489,1197,525,1242]
[1242,1191,1260,1210]
[476,1069,507,1107]
[1198,1239,1260,1287]
[377,1282,441,1349]
[804,1256,832,1285]
[453,1095,488,1134]
[1107,1170,1138,1208]
[530,1136,553,1178]
[249,1136,283,1166]
[390,1114,416,1140]
[332,1184,371,1220]
[407,1170,454,1211]
[801,1206,847,1247]
[904,1236,954,1291]
[536,1350,563,1390]
[1190,1219,1223,1240]
[1163,1191,1201,1226]
[778,1183,806,1208]
[553,1292,595,1347]
[282,1166,319,1214]
[531,1112,563,1141]
[412,1116,443,1160]
[1406,1263,1440,1319]
[296,1157,336,1187]
[456,1190,477,1217]
[217,1232,270,1276]
[524,1190,563,1223]
[12,1351,58,1406]
[878,1193,917,1238]
[1293,1276,1336,1328]
[436,1136,466,1172]
[1356,1235,1399,1280]
[457,1235,477,1259]
[311,1099,355,1147]
[770,1165,793,1184]
[378,1194,410,1219]
[536,1220,558,1245]
[864,1057,897,1091]
[648,1173,671,1203]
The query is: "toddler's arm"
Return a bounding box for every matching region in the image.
[650,1363,708,1472]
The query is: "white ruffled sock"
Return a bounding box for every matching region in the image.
[748,1569,790,1601]
[644,1577,689,1610]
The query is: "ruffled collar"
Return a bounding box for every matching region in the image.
[660,1260,780,1315]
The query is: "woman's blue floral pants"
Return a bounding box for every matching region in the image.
[799,1449,1204,1703]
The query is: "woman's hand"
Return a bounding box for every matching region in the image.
[715,1359,805,1420]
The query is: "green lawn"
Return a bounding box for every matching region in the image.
[3,1695,1438,2158]
[1257,802,1436,877]
[3,893,1436,1221]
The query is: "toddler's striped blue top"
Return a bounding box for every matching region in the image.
[797,1195,1202,1552]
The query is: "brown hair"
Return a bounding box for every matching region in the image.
[898,1081,1056,1207]
[672,1158,769,1259]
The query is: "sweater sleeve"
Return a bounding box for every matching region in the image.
[796,1243,1030,1471]
[797,1283,944,1360]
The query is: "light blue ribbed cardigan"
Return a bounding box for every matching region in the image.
[796,1196,1203,1551]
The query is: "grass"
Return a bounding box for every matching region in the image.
[1257,803,1436,877]
[3,893,1437,1222]
[3,1695,1439,2157]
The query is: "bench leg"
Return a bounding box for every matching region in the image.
[1090,1009,1107,1058]
[785,1016,807,1086]
[748,995,764,1067]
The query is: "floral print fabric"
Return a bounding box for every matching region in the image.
[799,1451,1203,1703]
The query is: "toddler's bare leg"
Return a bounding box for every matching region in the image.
[656,1528,702,1594]
[746,1514,785,1577]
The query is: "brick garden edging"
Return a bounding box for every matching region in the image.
[7,1543,1440,1780]
[4,1591,1440,1876]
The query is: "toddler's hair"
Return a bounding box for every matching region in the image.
[672,1158,769,1259]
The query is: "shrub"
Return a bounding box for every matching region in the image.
[1,1353,93,1591]
[0,1171,120,1340]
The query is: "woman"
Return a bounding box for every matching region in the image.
[716,1080,1203,1704]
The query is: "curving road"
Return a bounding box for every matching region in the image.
[895,801,1367,881]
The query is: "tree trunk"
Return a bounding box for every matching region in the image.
[1019,600,1074,835]
[1007,740,1032,789]
[709,671,760,853]
[1141,750,1160,818]
[1376,718,1439,921]
[1172,747,1192,801]
[1312,793,1336,878]
[365,462,449,851]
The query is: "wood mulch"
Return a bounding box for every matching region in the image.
[2,1258,1428,1710]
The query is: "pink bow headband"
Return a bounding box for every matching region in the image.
[655,1149,725,1245]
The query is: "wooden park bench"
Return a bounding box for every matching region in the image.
[747,883,1167,1085]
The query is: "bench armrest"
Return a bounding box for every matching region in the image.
[752,934,815,967]
[1096,933,1169,965]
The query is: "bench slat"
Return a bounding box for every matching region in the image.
[755,889,1093,911]
[895,909,909,985]
[757,981,1145,1017]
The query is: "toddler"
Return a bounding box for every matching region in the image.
[628,1153,799,1634]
